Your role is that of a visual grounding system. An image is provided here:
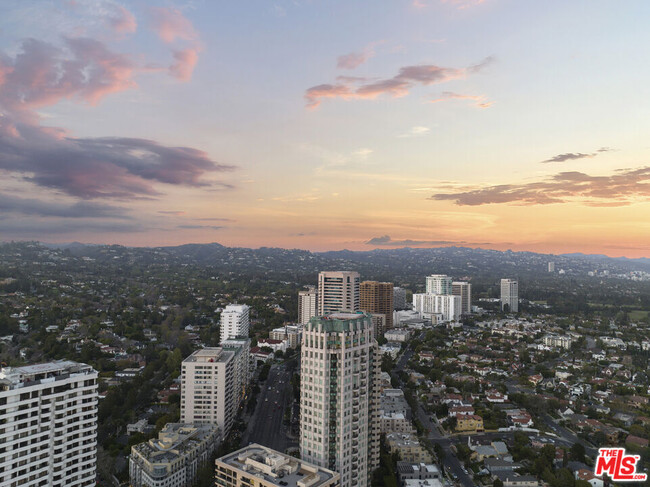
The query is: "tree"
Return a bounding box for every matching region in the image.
[493,479,504,487]
[570,442,585,463]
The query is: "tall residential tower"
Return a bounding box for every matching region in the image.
[317,271,360,315]
[0,361,98,487]
[500,279,519,313]
[300,312,380,487]
[360,280,394,335]
[220,304,250,344]
[298,287,318,325]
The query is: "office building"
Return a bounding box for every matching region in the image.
[425,275,453,295]
[317,271,360,315]
[393,287,407,310]
[451,281,472,316]
[548,262,555,273]
[129,423,219,487]
[0,361,98,487]
[360,281,394,334]
[500,279,519,313]
[412,293,461,323]
[180,343,249,436]
[220,304,250,344]
[215,444,340,487]
[298,287,318,325]
[300,312,380,487]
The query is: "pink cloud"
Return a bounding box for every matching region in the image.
[305,59,490,108]
[430,91,493,108]
[109,5,137,35]
[150,7,197,44]
[337,51,372,70]
[0,38,135,120]
[169,48,199,81]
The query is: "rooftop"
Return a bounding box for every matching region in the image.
[132,423,219,466]
[217,444,338,487]
[183,347,234,363]
[0,360,95,391]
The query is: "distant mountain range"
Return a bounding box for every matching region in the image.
[34,241,650,282]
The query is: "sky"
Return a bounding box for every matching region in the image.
[1,0,650,257]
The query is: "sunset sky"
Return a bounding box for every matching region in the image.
[2,1,650,257]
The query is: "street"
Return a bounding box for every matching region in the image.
[243,363,298,452]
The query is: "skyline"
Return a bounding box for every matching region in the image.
[2,1,650,257]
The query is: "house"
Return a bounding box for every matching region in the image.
[625,435,649,449]
[575,469,604,487]
[449,405,475,417]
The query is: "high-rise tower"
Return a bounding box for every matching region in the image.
[452,281,472,315]
[500,279,519,313]
[220,304,250,344]
[317,271,360,315]
[425,274,453,295]
[360,281,394,334]
[0,361,98,487]
[298,287,318,325]
[300,312,380,487]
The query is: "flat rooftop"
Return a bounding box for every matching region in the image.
[183,347,234,363]
[217,444,338,487]
[0,360,95,390]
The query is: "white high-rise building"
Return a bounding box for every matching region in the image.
[180,342,249,437]
[300,312,380,487]
[220,304,250,343]
[0,361,98,487]
[548,262,555,273]
[298,287,318,325]
[412,293,461,322]
[317,271,360,315]
[451,281,472,316]
[425,275,453,295]
[500,279,519,313]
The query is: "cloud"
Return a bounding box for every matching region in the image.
[398,126,431,138]
[0,219,144,236]
[542,152,594,163]
[0,35,230,200]
[169,47,200,81]
[0,120,234,199]
[305,57,491,108]
[109,5,137,35]
[158,210,186,216]
[366,235,460,246]
[541,147,613,163]
[441,0,487,9]
[177,224,225,230]
[0,193,129,218]
[337,51,372,70]
[150,7,198,44]
[430,91,493,108]
[0,37,135,119]
[431,166,650,206]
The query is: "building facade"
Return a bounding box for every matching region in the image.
[393,287,407,310]
[360,281,394,334]
[215,444,340,487]
[500,279,519,313]
[298,287,318,325]
[0,361,98,487]
[300,312,380,487]
[129,423,219,487]
[451,281,472,316]
[412,293,461,323]
[317,271,360,315]
[220,304,250,344]
[425,275,453,295]
[180,343,249,436]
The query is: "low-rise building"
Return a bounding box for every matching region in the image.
[386,433,433,463]
[384,329,411,342]
[456,414,484,432]
[214,444,340,487]
[129,423,219,487]
[397,462,441,485]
